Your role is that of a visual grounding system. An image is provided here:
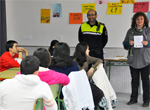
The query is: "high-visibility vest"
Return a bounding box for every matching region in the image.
[81,22,104,35]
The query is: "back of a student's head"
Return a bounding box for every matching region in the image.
[50,40,59,49]
[49,40,59,55]
[5,40,18,51]
[53,42,70,58]
[33,48,51,68]
[20,56,40,75]
[51,42,73,67]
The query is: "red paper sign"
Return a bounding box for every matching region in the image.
[69,13,83,24]
[133,2,149,13]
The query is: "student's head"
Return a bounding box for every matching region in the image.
[50,40,59,49]
[20,56,40,75]
[48,40,59,55]
[74,42,88,67]
[33,48,51,68]
[51,42,73,67]
[87,9,97,23]
[5,40,18,53]
[131,12,149,28]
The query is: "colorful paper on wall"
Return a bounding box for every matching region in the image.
[147,11,150,22]
[107,3,122,15]
[69,13,83,24]
[120,0,135,4]
[81,3,96,14]
[40,9,50,23]
[95,0,109,4]
[133,2,149,13]
[53,3,62,17]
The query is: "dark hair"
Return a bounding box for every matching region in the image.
[131,12,149,28]
[51,42,73,67]
[33,48,51,68]
[5,40,18,51]
[74,42,88,67]
[21,56,40,75]
[48,40,59,55]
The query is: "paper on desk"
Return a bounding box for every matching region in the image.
[105,56,127,60]
[134,35,143,48]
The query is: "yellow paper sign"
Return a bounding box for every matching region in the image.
[120,0,135,4]
[41,9,50,23]
[107,3,122,15]
[82,3,96,14]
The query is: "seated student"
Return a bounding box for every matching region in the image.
[0,56,57,110]
[33,48,70,86]
[74,42,107,110]
[74,42,117,110]
[49,42,79,76]
[48,40,59,56]
[0,40,28,72]
[49,42,79,99]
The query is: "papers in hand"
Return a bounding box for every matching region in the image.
[134,35,143,48]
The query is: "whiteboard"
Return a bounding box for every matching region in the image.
[6,0,150,47]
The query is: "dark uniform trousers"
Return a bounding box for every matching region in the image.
[129,65,150,103]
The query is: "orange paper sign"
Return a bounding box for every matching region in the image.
[69,13,83,24]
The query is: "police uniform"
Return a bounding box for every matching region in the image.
[78,20,108,61]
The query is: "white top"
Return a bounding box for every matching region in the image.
[92,65,117,110]
[0,74,57,110]
[62,69,94,110]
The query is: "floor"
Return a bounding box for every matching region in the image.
[114,93,150,110]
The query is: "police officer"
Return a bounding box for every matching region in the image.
[78,9,108,62]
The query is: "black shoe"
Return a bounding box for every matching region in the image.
[127,100,137,105]
[142,102,149,107]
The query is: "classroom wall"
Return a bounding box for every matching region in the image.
[6,0,150,47]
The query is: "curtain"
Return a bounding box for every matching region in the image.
[0,0,7,56]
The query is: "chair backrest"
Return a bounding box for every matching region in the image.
[49,84,59,99]
[62,70,94,110]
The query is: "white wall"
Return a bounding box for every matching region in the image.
[6,0,150,47]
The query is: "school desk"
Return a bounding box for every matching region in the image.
[104,58,128,80]
[0,67,20,79]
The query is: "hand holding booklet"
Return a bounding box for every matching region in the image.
[134,35,143,48]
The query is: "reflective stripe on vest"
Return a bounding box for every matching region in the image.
[81,22,104,35]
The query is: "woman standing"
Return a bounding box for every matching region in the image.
[123,12,150,107]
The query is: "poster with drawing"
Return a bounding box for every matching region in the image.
[40,9,50,23]
[53,3,62,17]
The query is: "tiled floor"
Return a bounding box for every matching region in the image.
[114,93,150,110]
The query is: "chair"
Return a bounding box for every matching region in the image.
[62,70,95,110]
[55,84,66,110]
[34,99,44,110]
[92,65,117,110]
[49,84,59,99]
[34,84,60,110]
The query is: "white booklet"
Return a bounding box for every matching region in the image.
[134,35,143,48]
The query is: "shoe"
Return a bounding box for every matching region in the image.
[142,102,149,107]
[127,100,137,105]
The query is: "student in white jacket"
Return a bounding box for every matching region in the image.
[0,56,57,110]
